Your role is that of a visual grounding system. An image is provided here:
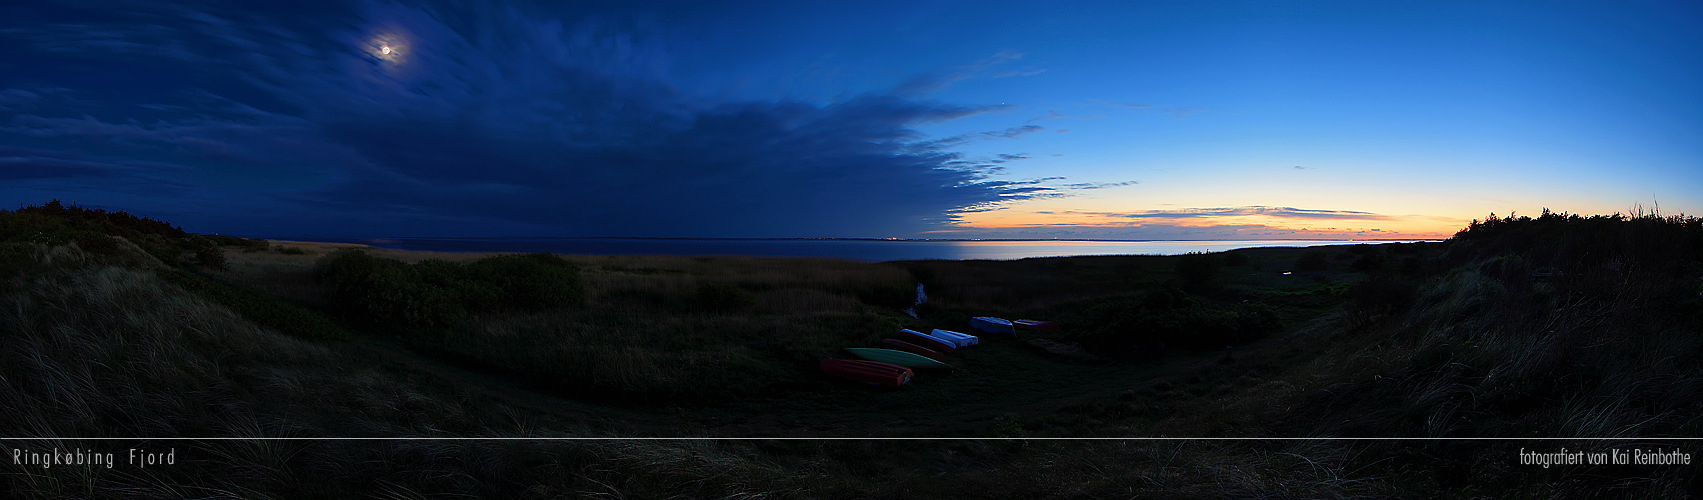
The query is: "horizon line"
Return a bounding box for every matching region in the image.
[242,235,1447,243]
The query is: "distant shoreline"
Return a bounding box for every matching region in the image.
[250,235,1445,243]
[242,237,1440,262]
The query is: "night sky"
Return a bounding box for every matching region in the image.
[4,1,1699,239]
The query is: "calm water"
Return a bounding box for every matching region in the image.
[318,237,1433,262]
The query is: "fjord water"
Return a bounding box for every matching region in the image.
[330,237,1433,261]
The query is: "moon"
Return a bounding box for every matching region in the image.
[381,45,391,55]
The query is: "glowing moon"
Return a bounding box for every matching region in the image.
[381,46,391,55]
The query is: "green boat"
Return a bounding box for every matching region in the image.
[843,348,954,370]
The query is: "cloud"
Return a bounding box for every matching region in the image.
[1075,206,1391,221]
[938,222,1406,241]
[892,50,1037,95]
[1162,106,1208,118]
[1058,180,1138,190]
[0,2,1060,237]
[0,89,42,110]
[982,125,1044,139]
[1025,109,1107,124]
[1090,98,1152,109]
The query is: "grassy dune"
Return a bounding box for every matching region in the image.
[3,201,1702,497]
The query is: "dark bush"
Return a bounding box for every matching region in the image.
[461,252,584,310]
[1345,276,1418,328]
[1351,253,1387,274]
[156,268,349,340]
[696,281,756,313]
[1174,252,1223,286]
[276,246,306,255]
[1222,251,1251,267]
[904,263,936,285]
[315,250,583,338]
[315,250,456,334]
[1065,288,1283,359]
[854,280,917,310]
[74,233,120,255]
[190,236,228,271]
[204,235,251,247]
[4,199,186,242]
[1295,250,1329,272]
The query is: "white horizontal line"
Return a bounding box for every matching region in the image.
[2,437,1698,441]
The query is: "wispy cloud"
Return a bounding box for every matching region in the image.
[1090,98,1152,109]
[1076,206,1391,220]
[982,125,1044,139]
[893,50,1043,95]
[0,2,1062,237]
[1058,180,1139,190]
[1161,106,1208,118]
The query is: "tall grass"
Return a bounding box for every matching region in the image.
[1132,210,1703,495]
[430,255,915,400]
[0,243,855,498]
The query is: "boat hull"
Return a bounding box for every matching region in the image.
[881,338,945,360]
[820,359,913,388]
[970,316,1016,335]
[1014,319,1061,332]
[844,348,954,370]
[899,328,957,353]
[929,328,979,347]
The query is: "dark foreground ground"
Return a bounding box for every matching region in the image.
[2,202,1701,498]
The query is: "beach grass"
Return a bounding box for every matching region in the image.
[2,200,1701,497]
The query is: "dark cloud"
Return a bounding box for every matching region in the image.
[0,2,1056,237]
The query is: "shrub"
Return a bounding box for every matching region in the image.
[1065,288,1283,358]
[853,280,916,310]
[155,268,349,340]
[696,281,755,313]
[1351,253,1387,274]
[1222,251,1251,267]
[1345,275,1418,328]
[276,246,306,255]
[1295,250,1329,272]
[1174,252,1223,285]
[316,250,583,338]
[461,252,584,310]
[190,236,228,271]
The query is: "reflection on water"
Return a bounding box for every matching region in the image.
[324,237,1435,262]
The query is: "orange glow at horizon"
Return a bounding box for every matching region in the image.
[950,207,1464,239]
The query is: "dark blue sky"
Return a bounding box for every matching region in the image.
[4,1,1700,239]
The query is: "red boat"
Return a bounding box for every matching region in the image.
[1014,319,1061,332]
[820,359,913,388]
[898,328,957,354]
[881,338,945,360]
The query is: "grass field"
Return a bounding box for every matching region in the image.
[3,202,1701,498]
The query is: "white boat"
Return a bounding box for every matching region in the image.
[929,329,978,347]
